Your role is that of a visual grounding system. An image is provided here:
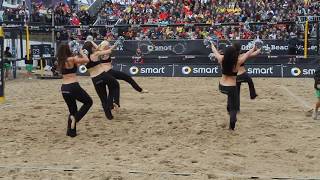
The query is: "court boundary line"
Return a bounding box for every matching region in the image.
[280,85,313,109]
[0,165,320,179]
[0,104,12,110]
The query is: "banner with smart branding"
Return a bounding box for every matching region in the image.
[87,63,319,78]
[245,64,282,77]
[61,39,318,64]
[175,64,221,77]
[174,64,282,77]
[112,39,318,57]
[283,65,319,78]
[120,64,174,77]
[115,64,287,77]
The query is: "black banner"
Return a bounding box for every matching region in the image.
[120,64,173,77]
[245,64,282,77]
[114,63,287,77]
[175,64,220,77]
[31,45,41,60]
[31,44,53,60]
[42,44,52,59]
[60,39,319,64]
[112,39,318,56]
[282,65,319,78]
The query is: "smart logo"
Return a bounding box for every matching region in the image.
[130,66,166,75]
[247,67,274,75]
[130,66,139,75]
[290,67,301,76]
[182,66,192,75]
[182,66,219,75]
[291,67,315,77]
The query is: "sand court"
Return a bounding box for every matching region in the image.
[0,77,319,179]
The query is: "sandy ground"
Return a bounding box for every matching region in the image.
[0,76,320,180]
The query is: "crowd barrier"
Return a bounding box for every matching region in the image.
[107,63,319,78]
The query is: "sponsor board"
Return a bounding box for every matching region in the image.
[60,40,318,64]
[121,64,173,77]
[31,44,52,60]
[76,63,318,78]
[176,64,221,77]
[245,65,282,77]
[283,65,318,78]
[31,45,42,60]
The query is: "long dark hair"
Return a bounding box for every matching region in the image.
[82,41,94,58]
[56,43,72,71]
[222,46,239,73]
[233,42,241,54]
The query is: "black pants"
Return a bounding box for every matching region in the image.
[237,72,257,100]
[61,82,93,122]
[219,83,239,130]
[92,72,120,117]
[107,69,143,92]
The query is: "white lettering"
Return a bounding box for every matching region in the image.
[193,67,219,74]
[147,45,172,52]
[303,69,315,75]
[247,67,273,74]
[140,67,165,74]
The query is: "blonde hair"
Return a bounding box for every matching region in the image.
[98,40,110,51]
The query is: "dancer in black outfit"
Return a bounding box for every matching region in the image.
[233,43,261,109]
[98,41,148,109]
[82,41,120,120]
[211,42,260,130]
[57,43,93,137]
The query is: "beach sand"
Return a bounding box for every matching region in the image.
[0,77,319,179]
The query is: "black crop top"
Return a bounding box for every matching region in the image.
[61,66,77,75]
[100,55,112,63]
[86,56,101,69]
[222,69,238,76]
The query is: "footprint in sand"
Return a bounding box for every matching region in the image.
[286,148,298,153]
[33,106,43,110]
[92,134,100,137]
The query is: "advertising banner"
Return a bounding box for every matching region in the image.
[31,45,42,60]
[116,63,289,77]
[60,39,318,64]
[283,65,319,78]
[245,64,283,77]
[120,64,174,77]
[174,64,221,77]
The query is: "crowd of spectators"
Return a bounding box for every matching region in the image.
[2,0,320,40]
[111,0,319,40]
[2,2,93,26]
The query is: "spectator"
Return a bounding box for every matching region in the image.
[4,47,13,80]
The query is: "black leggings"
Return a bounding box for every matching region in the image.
[92,72,120,118]
[237,72,257,100]
[107,69,143,92]
[61,82,93,122]
[219,83,239,130]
